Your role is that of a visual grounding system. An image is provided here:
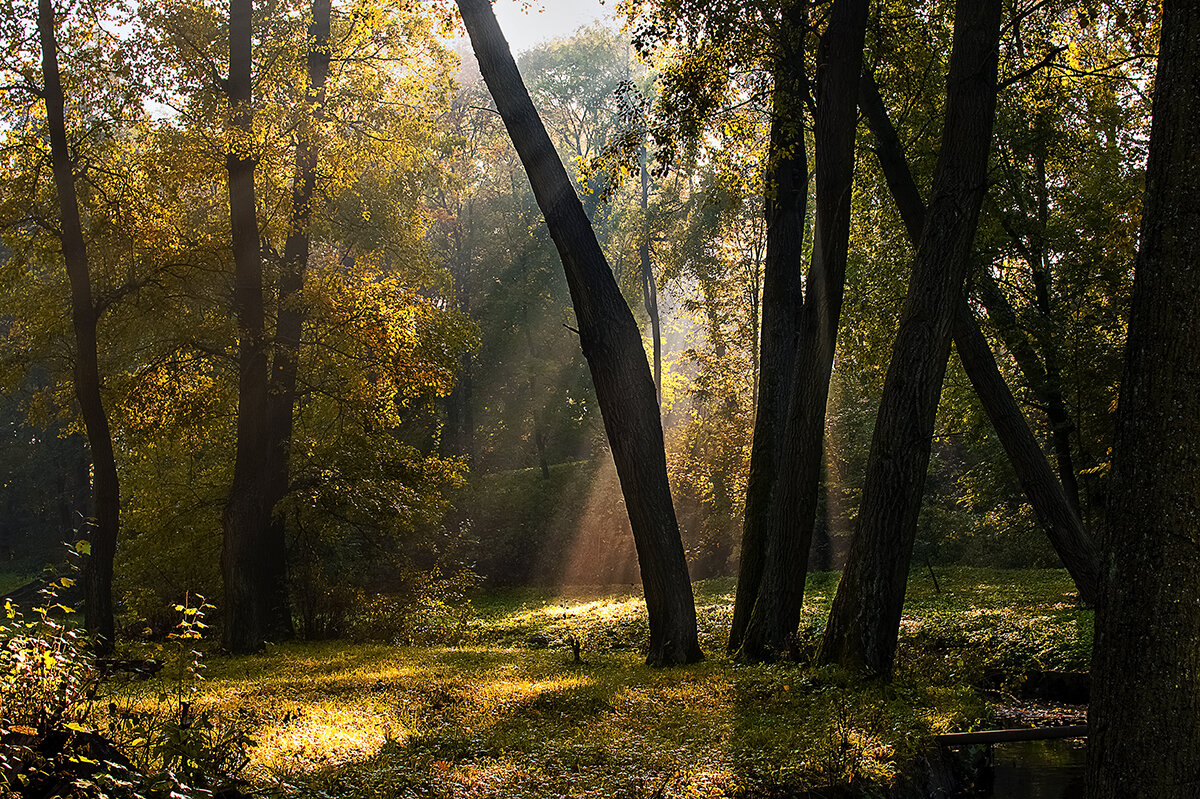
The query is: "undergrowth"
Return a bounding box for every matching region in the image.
[85,567,1089,798]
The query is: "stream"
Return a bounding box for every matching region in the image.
[969,739,1086,798]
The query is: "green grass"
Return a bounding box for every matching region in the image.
[105,567,1091,798]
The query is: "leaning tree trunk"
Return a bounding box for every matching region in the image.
[222,0,290,653]
[37,0,120,651]
[457,0,700,665]
[820,0,1001,677]
[736,0,869,662]
[857,70,1101,605]
[1086,2,1200,795]
[728,0,808,654]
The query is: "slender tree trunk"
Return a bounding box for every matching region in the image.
[729,0,808,653]
[457,0,700,665]
[819,0,1001,676]
[37,0,119,651]
[223,0,288,653]
[858,70,1101,605]
[737,0,869,661]
[1087,2,1200,794]
[522,308,551,479]
[639,148,662,406]
[260,0,333,643]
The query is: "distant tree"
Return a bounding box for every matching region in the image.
[456,0,701,666]
[1086,1,1200,794]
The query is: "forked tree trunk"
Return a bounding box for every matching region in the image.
[1087,2,1200,794]
[37,0,120,651]
[737,0,869,661]
[857,70,1101,605]
[457,0,700,665]
[222,0,290,653]
[819,0,1001,677]
[260,0,333,642]
[728,0,807,653]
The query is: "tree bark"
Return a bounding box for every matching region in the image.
[858,70,1101,605]
[260,0,333,643]
[37,0,120,651]
[457,0,700,665]
[737,0,869,661]
[222,0,290,653]
[728,0,808,654]
[819,0,1001,677]
[1086,2,1200,794]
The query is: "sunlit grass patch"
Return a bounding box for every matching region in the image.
[98,567,1090,797]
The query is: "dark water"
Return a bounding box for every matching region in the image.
[972,739,1086,798]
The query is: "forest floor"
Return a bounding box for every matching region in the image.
[104,568,1092,798]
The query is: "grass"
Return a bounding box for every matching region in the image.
[103,567,1091,798]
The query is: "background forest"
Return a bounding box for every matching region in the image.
[0,0,1147,628]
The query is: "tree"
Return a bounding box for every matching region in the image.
[35,0,121,649]
[1086,1,1200,794]
[736,0,870,661]
[857,69,1102,605]
[220,0,292,653]
[820,0,1002,676]
[456,0,701,666]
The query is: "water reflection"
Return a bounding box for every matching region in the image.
[973,739,1086,798]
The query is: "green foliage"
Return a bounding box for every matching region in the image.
[0,568,254,798]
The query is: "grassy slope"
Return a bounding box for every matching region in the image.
[121,568,1090,798]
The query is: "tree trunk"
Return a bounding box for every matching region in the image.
[819,0,1001,676]
[728,0,808,653]
[37,0,120,651]
[260,0,333,643]
[639,149,662,407]
[222,0,289,653]
[858,70,1101,605]
[457,0,700,665]
[1086,2,1200,794]
[737,0,869,661]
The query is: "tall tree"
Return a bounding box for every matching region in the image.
[456,0,701,665]
[1086,1,1200,794]
[820,0,1002,676]
[260,0,332,640]
[857,70,1101,605]
[727,0,807,653]
[735,0,870,661]
[36,0,120,649]
[222,0,292,653]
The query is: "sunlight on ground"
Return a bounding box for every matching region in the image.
[102,569,1089,797]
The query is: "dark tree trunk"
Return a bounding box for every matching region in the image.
[737,0,869,661]
[222,0,290,653]
[457,0,700,665]
[858,70,1101,605]
[522,310,551,480]
[729,0,808,653]
[819,0,1001,677]
[259,0,333,642]
[1086,2,1200,794]
[37,0,120,651]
